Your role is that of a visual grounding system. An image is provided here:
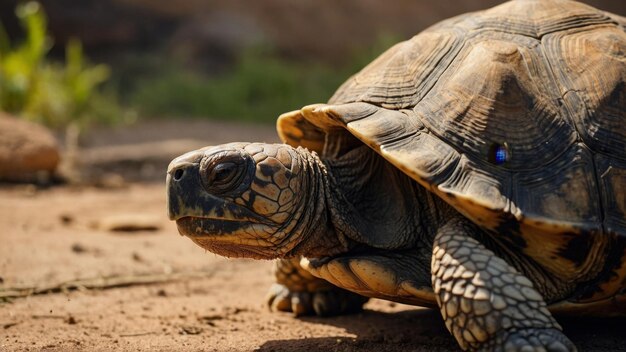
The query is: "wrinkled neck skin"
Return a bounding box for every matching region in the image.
[286,137,453,260]
[279,148,350,258]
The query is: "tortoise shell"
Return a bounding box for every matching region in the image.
[277,0,626,297]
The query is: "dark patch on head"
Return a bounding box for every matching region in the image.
[557,232,592,268]
[495,215,526,248]
[253,178,271,187]
[246,191,257,210]
[259,163,280,177]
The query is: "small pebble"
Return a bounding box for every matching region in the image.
[71,243,87,254]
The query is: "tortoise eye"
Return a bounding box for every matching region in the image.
[210,162,238,184]
[201,155,248,195]
[488,143,509,165]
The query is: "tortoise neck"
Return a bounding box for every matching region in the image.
[283,147,352,258]
[320,145,447,250]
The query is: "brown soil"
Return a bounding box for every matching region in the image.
[1,119,625,351]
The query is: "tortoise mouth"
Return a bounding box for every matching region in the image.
[176,216,258,237]
[175,216,278,259]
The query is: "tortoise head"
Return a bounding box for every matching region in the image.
[167,142,319,259]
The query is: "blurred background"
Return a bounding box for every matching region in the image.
[1,2,626,350]
[0,0,622,127]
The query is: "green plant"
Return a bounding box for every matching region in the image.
[0,1,117,129]
[128,35,400,123]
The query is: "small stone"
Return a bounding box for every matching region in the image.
[59,214,74,225]
[71,243,88,254]
[95,214,161,233]
[179,325,203,335]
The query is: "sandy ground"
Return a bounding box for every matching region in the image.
[1,120,626,351]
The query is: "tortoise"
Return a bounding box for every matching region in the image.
[166,0,626,350]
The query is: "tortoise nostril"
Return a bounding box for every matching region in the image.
[173,168,185,181]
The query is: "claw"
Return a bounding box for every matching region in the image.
[265,283,367,316]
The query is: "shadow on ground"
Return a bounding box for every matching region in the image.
[256,309,626,352]
[256,308,455,352]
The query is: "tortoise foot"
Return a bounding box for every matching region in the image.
[489,328,577,352]
[265,283,367,316]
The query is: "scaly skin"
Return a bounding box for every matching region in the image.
[432,216,576,352]
[267,258,368,316]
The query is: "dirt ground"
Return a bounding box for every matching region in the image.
[1,120,626,351]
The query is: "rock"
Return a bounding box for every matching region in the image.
[0,113,61,182]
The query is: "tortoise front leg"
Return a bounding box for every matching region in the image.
[266,257,367,316]
[432,217,576,352]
